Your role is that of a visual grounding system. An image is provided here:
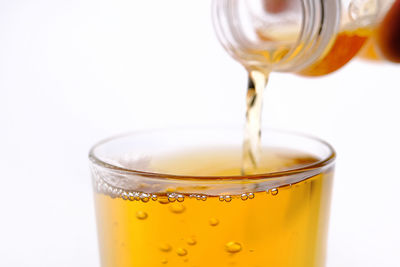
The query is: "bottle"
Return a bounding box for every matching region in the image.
[212,0,398,76]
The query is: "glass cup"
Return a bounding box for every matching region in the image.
[89,128,335,267]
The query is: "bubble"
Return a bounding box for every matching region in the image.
[114,189,122,197]
[201,195,207,201]
[128,192,135,201]
[134,192,141,201]
[111,188,122,198]
[176,248,188,256]
[159,243,172,252]
[161,258,168,264]
[169,203,186,214]
[225,241,242,253]
[186,237,197,246]
[271,188,279,196]
[225,196,232,202]
[241,194,248,201]
[219,196,225,202]
[168,193,177,202]
[196,195,202,201]
[136,211,148,220]
[248,193,255,199]
[121,192,129,200]
[151,194,158,201]
[209,218,219,226]
[140,193,150,203]
[177,194,185,202]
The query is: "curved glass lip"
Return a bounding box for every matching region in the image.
[89,128,336,182]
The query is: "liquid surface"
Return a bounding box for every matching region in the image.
[94,148,334,267]
[152,147,318,176]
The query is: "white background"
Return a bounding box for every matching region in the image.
[1,0,399,266]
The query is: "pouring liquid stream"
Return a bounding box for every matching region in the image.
[242,69,270,175]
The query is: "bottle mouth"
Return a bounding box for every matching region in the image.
[212,0,303,70]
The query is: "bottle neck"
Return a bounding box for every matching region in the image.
[212,0,342,73]
[274,0,341,72]
[212,0,386,73]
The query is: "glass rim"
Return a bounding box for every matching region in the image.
[89,127,336,182]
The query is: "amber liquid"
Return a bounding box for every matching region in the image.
[94,148,334,267]
[299,28,371,76]
[254,28,372,76]
[242,69,269,173]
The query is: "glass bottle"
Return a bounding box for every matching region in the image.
[212,0,396,76]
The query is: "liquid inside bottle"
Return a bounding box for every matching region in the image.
[212,0,398,74]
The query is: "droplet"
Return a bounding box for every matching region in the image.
[225,241,242,253]
[141,193,150,203]
[161,258,168,264]
[151,194,158,201]
[219,196,225,202]
[186,237,197,246]
[176,248,188,256]
[134,192,141,201]
[225,196,232,202]
[271,188,279,196]
[201,195,207,201]
[121,192,128,200]
[115,189,122,197]
[168,194,177,202]
[241,194,248,201]
[248,193,255,199]
[169,203,186,214]
[128,192,135,201]
[136,211,148,220]
[159,243,172,252]
[177,194,185,202]
[209,218,219,226]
